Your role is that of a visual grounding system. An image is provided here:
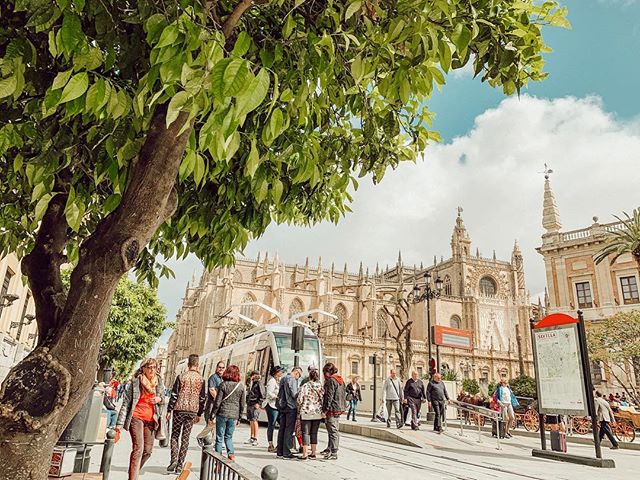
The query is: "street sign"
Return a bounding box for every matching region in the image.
[368,355,382,365]
[432,325,473,350]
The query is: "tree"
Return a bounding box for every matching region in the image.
[441,370,459,382]
[595,208,640,273]
[0,0,566,476]
[382,288,416,381]
[462,378,480,396]
[587,310,640,404]
[509,374,537,399]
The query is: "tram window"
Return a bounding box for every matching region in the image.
[274,334,320,372]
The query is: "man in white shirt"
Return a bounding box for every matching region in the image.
[382,370,403,429]
[595,391,619,449]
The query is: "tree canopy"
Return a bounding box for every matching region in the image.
[0,0,568,281]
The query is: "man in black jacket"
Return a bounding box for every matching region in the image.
[403,371,426,430]
[426,372,450,433]
[321,363,346,460]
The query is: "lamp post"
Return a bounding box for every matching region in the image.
[0,293,19,318]
[408,272,443,378]
[11,313,36,343]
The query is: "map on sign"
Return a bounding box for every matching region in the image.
[533,324,588,415]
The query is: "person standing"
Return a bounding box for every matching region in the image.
[166,354,207,474]
[297,367,324,460]
[346,376,363,422]
[493,379,518,438]
[426,372,450,433]
[205,365,246,461]
[595,391,620,449]
[265,366,284,453]
[206,361,226,421]
[321,363,346,460]
[276,366,302,459]
[382,369,404,429]
[116,358,165,480]
[245,370,266,447]
[103,385,118,429]
[404,371,426,430]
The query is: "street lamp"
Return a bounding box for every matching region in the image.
[0,293,19,317]
[11,313,36,343]
[408,272,443,378]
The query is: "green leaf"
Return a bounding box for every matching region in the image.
[223,59,249,97]
[59,72,88,104]
[236,68,270,117]
[166,91,191,127]
[104,194,121,213]
[85,78,106,112]
[439,40,452,73]
[233,31,252,57]
[179,150,196,181]
[34,194,53,222]
[59,13,83,53]
[193,153,206,186]
[156,24,179,48]
[345,1,362,20]
[51,69,73,90]
[451,23,472,55]
[271,178,284,204]
[245,138,260,178]
[0,76,17,99]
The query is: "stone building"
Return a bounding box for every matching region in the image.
[536,172,639,390]
[166,211,534,386]
[0,253,37,383]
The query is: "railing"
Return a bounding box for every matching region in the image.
[450,399,503,450]
[200,434,278,480]
[54,429,115,479]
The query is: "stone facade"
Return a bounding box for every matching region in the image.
[166,212,534,385]
[0,253,37,383]
[536,172,639,390]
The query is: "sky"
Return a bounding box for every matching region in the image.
[154,0,640,347]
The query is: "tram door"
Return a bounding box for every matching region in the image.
[256,347,272,385]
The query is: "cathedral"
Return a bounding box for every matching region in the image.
[165,210,535,388]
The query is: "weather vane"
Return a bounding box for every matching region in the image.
[540,163,554,179]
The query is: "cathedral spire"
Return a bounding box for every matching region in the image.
[263,251,269,272]
[397,250,403,266]
[317,256,323,275]
[304,256,309,278]
[365,267,369,282]
[358,261,364,280]
[492,250,496,261]
[343,262,348,282]
[451,206,472,258]
[330,262,335,277]
[542,165,562,233]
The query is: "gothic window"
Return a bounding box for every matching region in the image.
[450,315,462,330]
[239,293,255,320]
[333,303,347,334]
[289,298,304,319]
[233,270,243,284]
[575,282,593,309]
[620,276,639,305]
[479,276,497,296]
[376,309,389,338]
[351,361,359,376]
[443,275,452,296]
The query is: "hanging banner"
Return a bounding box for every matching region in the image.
[432,325,473,350]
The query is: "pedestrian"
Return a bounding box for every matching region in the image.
[595,391,620,449]
[206,361,226,423]
[297,367,324,460]
[382,369,404,429]
[320,362,346,460]
[265,366,284,453]
[404,371,426,430]
[276,366,302,459]
[116,358,165,480]
[103,385,117,430]
[493,379,518,438]
[166,354,207,474]
[244,370,266,447]
[426,372,450,433]
[346,376,363,422]
[620,393,629,407]
[205,364,246,461]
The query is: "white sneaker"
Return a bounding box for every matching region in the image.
[244,438,254,445]
[251,439,258,446]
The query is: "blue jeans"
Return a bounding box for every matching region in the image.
[106,410,117,428]
[215,416,236,455]
[347,400,358,420]
[266,405,279,443]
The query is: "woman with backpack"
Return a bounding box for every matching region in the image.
[205,365,246,461]
[321,363,346,460]
[297,367,324,460]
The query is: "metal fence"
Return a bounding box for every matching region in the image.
[54,428,116,479]
[199,435,278,480]
[450,399,503,450]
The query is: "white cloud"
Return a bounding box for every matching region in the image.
[157,95,640,344]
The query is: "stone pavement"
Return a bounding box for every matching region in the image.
[100,419,638,480]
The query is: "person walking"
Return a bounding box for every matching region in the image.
[116,358,165,480]
[206,361,226,418]
[493,378,518,438]
[404,371,426,430]
[321,362,346,460]
[346,376,362,422]
[205,365,246,461]
[265,366,284,453]
[245,370,266,447]
[595,391,620,449]
[297,367,324,460]
[382,369,404,429]
[103,385,118,430]
[276,366,302,459]
[426,372,450,433]
[166,354,207,474]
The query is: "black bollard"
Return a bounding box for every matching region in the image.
[261,465,278,480]
[200,431,215,479]
[100,429,116,480]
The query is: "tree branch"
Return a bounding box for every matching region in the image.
[222,0,254,39]
[22,178,70,343]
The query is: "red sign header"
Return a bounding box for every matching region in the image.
[432,325,473,350]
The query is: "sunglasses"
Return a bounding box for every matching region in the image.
[144,365,157,370]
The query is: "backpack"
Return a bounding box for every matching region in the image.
[335,379,347,412]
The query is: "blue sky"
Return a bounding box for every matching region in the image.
[154,1,640,348]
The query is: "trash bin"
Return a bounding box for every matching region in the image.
[59,383,104,472]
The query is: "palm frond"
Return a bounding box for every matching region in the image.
[595,208,640,266]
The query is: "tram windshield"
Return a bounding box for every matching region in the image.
[274,334,321,372]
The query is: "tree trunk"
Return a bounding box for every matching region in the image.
[0,106,190,479]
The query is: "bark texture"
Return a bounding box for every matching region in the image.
[0,106,191,479]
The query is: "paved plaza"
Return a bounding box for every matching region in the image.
[103,420,638,480]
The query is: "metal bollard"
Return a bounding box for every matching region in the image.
[200,433,214,480]
[458,408,464,437]
[100,429,116,480]
[261,465,278,480]
[477,414,482,443]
